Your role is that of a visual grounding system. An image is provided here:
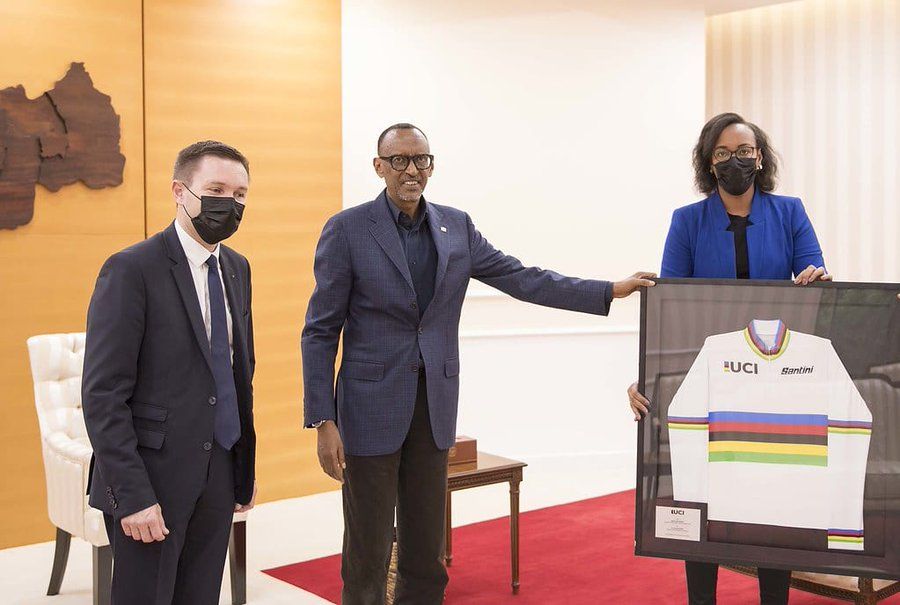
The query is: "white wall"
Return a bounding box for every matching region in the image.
[707,0,900,283]
[342,0,709,484]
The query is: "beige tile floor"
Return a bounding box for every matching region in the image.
[0,454,634,605]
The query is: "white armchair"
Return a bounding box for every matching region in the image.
[28,333,248,605]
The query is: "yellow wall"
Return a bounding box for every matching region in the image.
[0,0,145,549]
[0,0,341,549]
[143,0,342,504]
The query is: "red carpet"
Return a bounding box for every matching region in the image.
[264,490,900,604]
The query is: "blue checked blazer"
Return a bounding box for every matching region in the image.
[301,191,612,456]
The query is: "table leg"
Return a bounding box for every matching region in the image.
[445,491,453,567]
[510,473,521,594]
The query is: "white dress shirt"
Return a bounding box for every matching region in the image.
[174,220,234,360]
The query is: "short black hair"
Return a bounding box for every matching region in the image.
[173,140,250,183]
[692,112,778,194]
[377,123,428,155]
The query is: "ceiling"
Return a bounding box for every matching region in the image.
[704,0,800,16]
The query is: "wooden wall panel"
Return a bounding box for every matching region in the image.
[0,0,145,548]
[0,0,340,549]
[143,0,343,503]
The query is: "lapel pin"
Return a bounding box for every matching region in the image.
[440,226,447,233]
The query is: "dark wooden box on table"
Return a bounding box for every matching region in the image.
[448,436,477,469]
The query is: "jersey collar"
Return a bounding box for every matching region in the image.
[743,319,790,361]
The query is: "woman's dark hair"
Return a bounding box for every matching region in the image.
[692,112,778,194]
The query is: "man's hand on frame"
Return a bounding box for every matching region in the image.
[612,272,657,298]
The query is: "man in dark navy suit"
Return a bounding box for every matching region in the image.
[302,123,655,605]
[83,141,257,605]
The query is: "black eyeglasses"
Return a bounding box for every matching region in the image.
[378,154,434,171]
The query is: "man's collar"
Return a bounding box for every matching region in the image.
[174,219,219,268]
[384,191,427,228]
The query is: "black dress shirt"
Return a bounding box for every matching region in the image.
[387,195,438,317]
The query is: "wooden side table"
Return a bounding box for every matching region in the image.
[446,452,527,594]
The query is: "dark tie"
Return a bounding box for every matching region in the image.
[205,254,241,449]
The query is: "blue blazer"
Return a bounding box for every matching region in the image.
[302,191,612,456]
[661,190,825,279]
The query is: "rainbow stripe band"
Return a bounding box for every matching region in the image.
[669,416,708,424]
[829,528,864,537]
[706,411,828,466]
[829,420,872,428]
[668,416,709,431]
[828,419,872,436]
[708,451,827,466]
[709,411,826,426]
[710,421,827,436]
[828,529,864,549]
[709,441,826,456]
[668,412,871,464]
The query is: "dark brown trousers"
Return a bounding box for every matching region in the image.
[341,371,450,605]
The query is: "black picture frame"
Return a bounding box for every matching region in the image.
[635,278,900,578]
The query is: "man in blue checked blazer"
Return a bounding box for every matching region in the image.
[301,123,654,605]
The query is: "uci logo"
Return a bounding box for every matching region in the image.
[670,509,685,515]
[724,361,758,374]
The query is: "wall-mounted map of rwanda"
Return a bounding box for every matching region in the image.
[0,62,124,230]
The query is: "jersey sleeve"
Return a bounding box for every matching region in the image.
[667,340,711,504]
[825,342,872,550]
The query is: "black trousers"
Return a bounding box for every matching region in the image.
[103,443,236,605]
[686,561,791,605]
[341,370,450,605]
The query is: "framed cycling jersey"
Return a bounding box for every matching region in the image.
[635,279,900,578]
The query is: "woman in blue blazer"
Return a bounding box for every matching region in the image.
[661,117,827,282]
[629,112,831,605]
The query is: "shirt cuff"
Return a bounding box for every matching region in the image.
[306,419,332,429]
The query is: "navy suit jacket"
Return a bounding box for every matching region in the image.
[661,190,825,279]
[82,223,256,520]
[302,191,612,456]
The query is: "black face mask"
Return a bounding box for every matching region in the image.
[713,156,758,196]
[181,184,244,245]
